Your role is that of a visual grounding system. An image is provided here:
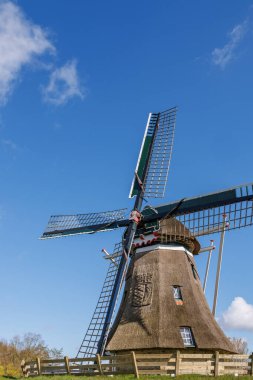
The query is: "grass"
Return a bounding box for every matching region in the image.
[1,376,253,380]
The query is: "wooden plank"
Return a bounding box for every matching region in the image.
[36,358,41,375]
[137,361,172,366]
[64,356,70,374]
[100,355,132,361]
[69,357,96,363]
[222,362,250,368]
[180,369,214,375]
[69,364,97,373]
[131,351,139,379]
[41,358,65,364]
[136,359,176,364]
[135,353,175,359]
[181,354,214,359]
[159,365,176,371]
[180,365,214,371]
[215,351,219,377]
[41,366,66,371]
[220,354,250,359]
[180,364,215,369]
[21,360,27,376]
[175,350,180,376]
[106,360,132,364]
[69,364,98,370]
[180,362,214,367]
[96,354,102,375]
[100,362,132,368]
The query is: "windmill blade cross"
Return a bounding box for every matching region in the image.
[41,208,128,239]
[142,182,253,237]
[77,242,124,358]
[129,107,177,199]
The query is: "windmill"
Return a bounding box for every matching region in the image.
[41,107,253,356]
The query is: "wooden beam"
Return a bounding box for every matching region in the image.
[175,350,180,376]
[20,359,26,377]
[214,351,219,377]
[131,351,139,378]
[96,354,103,375]
[36,357,41,375]
[64,356,70,374]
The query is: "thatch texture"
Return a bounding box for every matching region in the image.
[158,217,200,254]
[106,218,234,353]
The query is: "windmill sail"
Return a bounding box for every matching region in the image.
[129,107,177,199]
[41,209,127,239]
[142,182,253,237]
[77,243,126,358]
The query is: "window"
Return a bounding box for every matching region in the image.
[173,286,182,300]
[180,327,195,347]
[173,286,183,304]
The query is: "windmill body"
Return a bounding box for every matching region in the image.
[106,218,234,353]
[41,107,253,357]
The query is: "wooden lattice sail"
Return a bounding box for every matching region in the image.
[106,218,235,353]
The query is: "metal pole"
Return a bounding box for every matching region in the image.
[203,240,214,293]
[212,216,227,316]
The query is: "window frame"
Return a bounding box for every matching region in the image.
[173,285,183,301]
[180,326,195,347]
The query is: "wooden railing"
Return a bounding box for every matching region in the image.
[21,351,253,377]
[21,353,138,377]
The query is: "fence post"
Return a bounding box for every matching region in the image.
[64,356,70,374]
[175,350,180,376]
[36,357,41,375]
[251,352,253,376]
[21,359,26,377]
[96,354,103,375]
[214,351,219,377]
[131,351,139,378]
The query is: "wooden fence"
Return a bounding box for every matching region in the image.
[21,351,253,378]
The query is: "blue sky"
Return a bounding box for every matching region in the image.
[0,0,253,355]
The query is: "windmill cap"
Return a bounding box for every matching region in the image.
[159,217,200,254]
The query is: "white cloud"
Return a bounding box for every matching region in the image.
[220,297,253,331]
[0,1,55,104]
[212,21,247,69]
[42,60,84,105]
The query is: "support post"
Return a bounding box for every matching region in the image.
[96,354,103,375]
[175,350,180,376]
[36,357,41,375]
[250,352,253,376]
[21,360,26,377]
[64,356,70,374]
[203,240,214,293]
[214,351,219,377]
[212,216,227,316]
[131,351,139,378]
